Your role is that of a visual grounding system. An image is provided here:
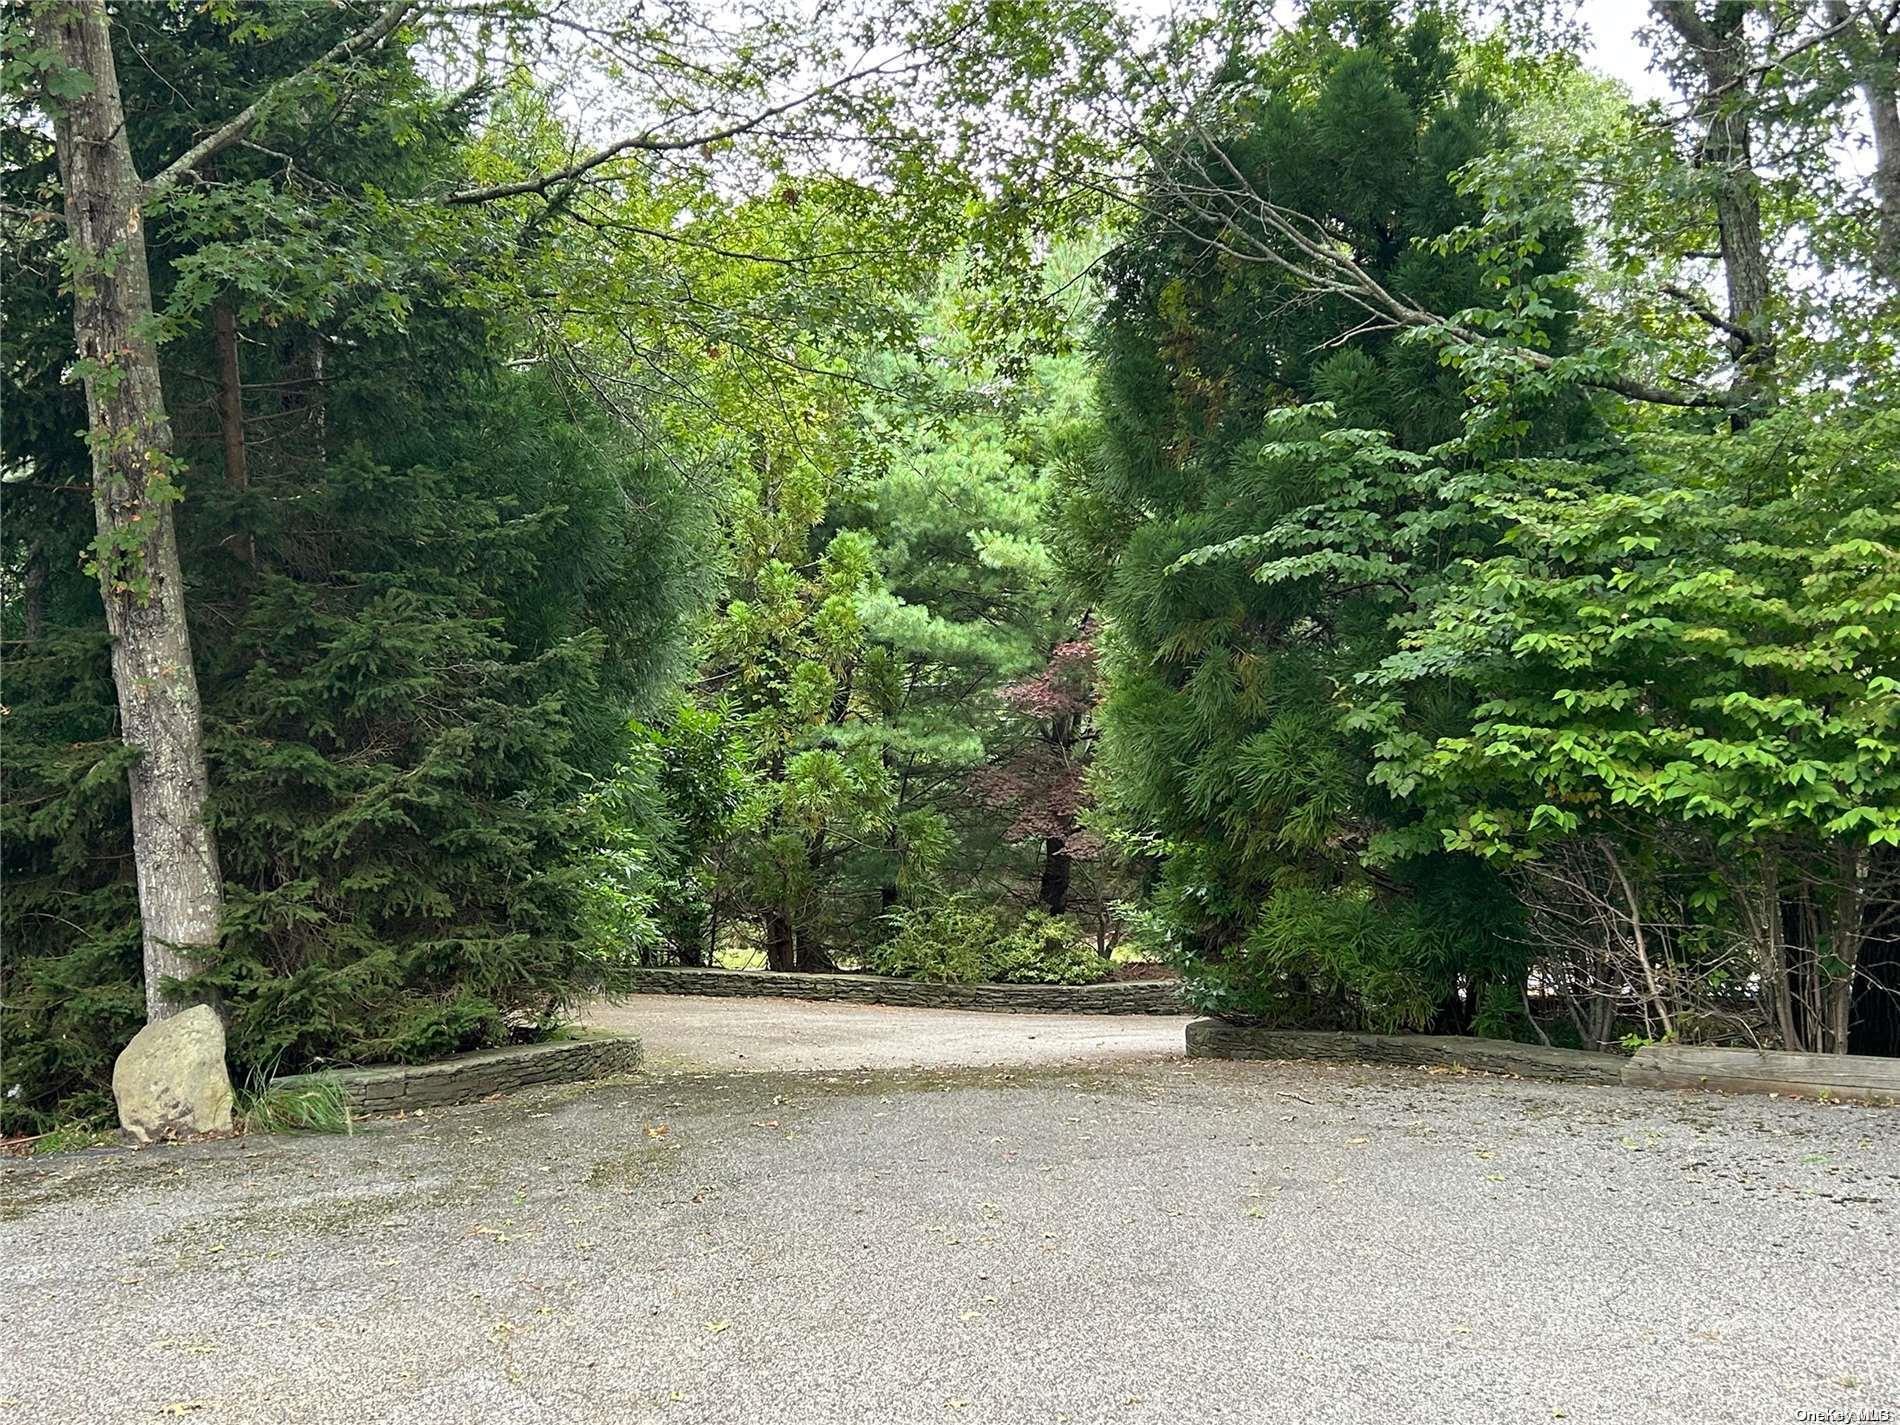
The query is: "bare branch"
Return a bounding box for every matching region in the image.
[1660,282,1758,345]
[443,53,920,206]
[1098,132,1745,411]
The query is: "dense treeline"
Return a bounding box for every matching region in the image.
[2,4,712,1122]
[3,0,1897,1130]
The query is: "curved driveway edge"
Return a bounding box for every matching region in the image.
[582,993,1192,1074]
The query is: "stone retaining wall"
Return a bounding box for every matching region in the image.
[622,966,1187,1015]
[1185,1021,1900,1104]
[273,1035,643,1117]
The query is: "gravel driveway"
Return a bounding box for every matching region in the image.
[4,1011,1896,1425]
[581,992,1194,1073]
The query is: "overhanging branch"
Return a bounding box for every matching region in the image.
[443,54,922,206]
[143,0,417,199]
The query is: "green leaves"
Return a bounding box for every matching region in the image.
[0,28,94,105]
[1364,397,1900,856]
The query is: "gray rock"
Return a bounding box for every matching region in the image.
[111,1004,234,1143]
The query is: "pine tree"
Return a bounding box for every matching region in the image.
[1075,7,1588,1032]
[839,297,1098,922]
[0,9,710,1129]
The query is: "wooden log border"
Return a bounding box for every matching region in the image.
[1185,1021,1900,1105]
[1184,1022,1624,1084]
[271,1035,643,1117]
[619,966,1188,1016]
[1623,1044,1900,1106]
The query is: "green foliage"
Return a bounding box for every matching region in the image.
[629,261,1107,969]
[983,912,1106,985]
[1354,399,1900,859]
[869,900,1105,985]
[1077,9,1566,1032]
[0,13,713,1130]
[3,355,708,1130]
[10,1124,119,1157]
[869,898,996,984]
[240,1074,353,1137]
[1329,392,1900,1050]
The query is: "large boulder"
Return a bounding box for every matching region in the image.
[112,1005,234,1143]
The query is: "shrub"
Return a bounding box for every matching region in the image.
[984,912,1107,985]
[870,903,1108,985]
[868,899,996,983]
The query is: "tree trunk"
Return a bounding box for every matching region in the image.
[22,544,47,640]
[1857,37,1900,288]
[1828,0,1900,287]
[1036,834,1072,915]
[1851,846,1900,1055]
[212,297,254,565]
[763,909,795,972]
[1652,3,1775,392]
[37,0,224,1022]
[793,924,828,973]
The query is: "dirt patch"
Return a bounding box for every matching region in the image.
[1102,962,1179,983]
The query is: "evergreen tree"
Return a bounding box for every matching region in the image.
[644,272,1113,970]
[840,300,1099,922]
[1074,7,1588,1032]
[1,8,710,1129]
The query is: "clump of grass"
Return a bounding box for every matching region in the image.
[239,1074,353,1136]
[3,1123,118,1157]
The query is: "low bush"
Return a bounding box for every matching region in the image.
[984,912,1108,985]
[868,899,995,983]
[871,901,1107,985]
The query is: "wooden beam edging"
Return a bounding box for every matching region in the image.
[1185,1021,1900,1105]
[619,966,1188,1015]
[271,1034,643,1116]
[1624,1045,1900,1106]
[1183,1021,1624,1084]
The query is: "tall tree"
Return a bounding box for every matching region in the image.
[9,0,412,1022]
[1071,6,1589,1031]
[5,0,1115,1039]
[2,2,714,1128]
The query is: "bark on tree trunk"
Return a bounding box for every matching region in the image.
[793,924,828,973]
[763,909,795,972]
[37,0,224,1022]
[1828,1,1900,287]
[1857,45,1900,287]
[1652,3,1775,392]
[1851,847,1900,1055]
[1037,834,1072,915]
[22,544,47,641]
[212,297,253,565]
